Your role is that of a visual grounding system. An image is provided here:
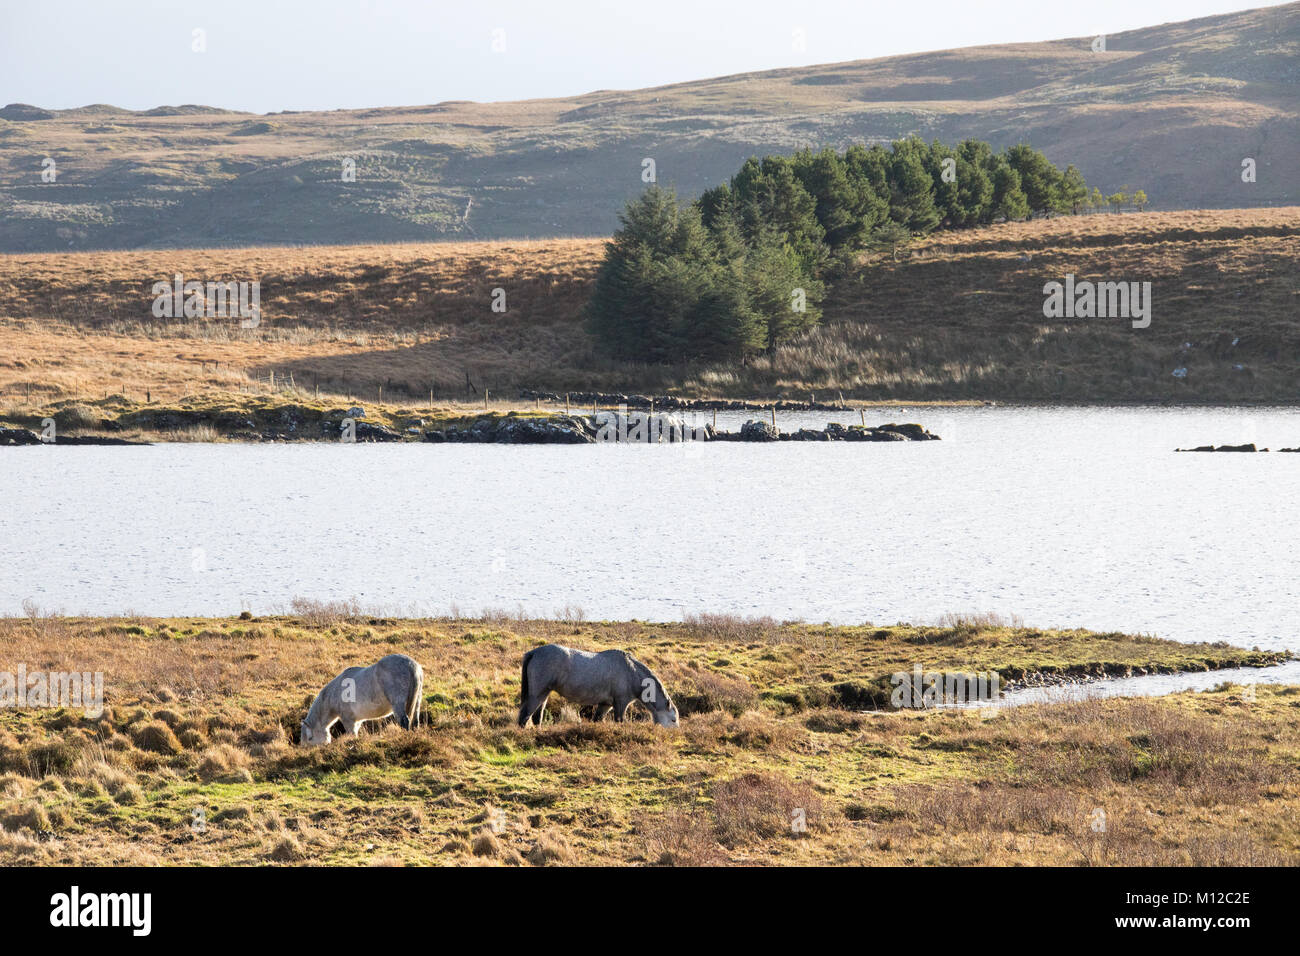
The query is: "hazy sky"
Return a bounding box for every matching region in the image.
[0,0,1280,113]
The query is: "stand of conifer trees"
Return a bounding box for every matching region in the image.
[586,137,1090,363]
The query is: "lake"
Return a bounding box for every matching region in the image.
[3,407,1298,684]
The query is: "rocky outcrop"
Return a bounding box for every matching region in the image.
[425,412,732,444]
[872,423,940,441]
[1174,444,1300,452]
[351,422,402,442]
[0,427,42,445]
[52,435,149,445]
[739,420,780,442]
[716,420,941,442]
[421,414,945,444]
[2,408,940,446]
[425,415,596,444]
[0,427,147,445]
[517,389,851,412]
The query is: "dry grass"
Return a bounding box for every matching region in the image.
[1,208,1296,414]
[0,613,1295,866]
[750,207,1300,403]
[0,238,602,411]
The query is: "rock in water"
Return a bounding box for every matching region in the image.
[739,420,780,441]
[0,427,41,445]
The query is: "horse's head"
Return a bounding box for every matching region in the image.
[653,701,680,729]
[299,719,330,747]
[635,664,681,729]
[651,683,679,729]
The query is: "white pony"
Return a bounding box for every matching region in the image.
[518,644,679,728]
[300,654,423,746]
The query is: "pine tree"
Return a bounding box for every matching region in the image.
[888,138,941,233]
[585,186,718,362]
[1061,165,1088,215]
[925,141,962,228]
[684,255,766,362]
[867,220,912,261]
[729,155,827,276]
[989,159,1030,221]
[791,148,873,265]
[953,139,995,226]
[1005,144,1064,217]
[745,228,823,350]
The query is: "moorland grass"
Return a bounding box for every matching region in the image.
[0,613,1293,866]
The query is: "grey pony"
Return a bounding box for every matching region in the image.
[517,644,679,728]
[300,653,424,746]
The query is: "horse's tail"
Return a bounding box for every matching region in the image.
[405,662,423,729]
[517,648,536,727]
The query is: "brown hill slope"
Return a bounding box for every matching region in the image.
[1,208,1295,408]
[0,4,1295,252]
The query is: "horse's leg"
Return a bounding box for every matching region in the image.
[518,689,545,727]
[592,703,611,722]
[385,687,410,730]
[531,695,547,726]
[337,715,363,738]
[611,697,632,722]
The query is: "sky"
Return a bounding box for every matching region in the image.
[0,0,1282,114]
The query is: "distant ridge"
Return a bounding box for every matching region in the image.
[0,2,1295,251]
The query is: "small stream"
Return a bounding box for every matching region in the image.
[940,659,1300,709]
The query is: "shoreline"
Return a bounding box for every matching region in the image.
[5,390,1300,446]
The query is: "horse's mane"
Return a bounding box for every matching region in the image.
[303,685,330,727]
[629,656,669,706]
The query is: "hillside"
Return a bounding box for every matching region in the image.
[0,4,1296,252]
[0,207,1296,411]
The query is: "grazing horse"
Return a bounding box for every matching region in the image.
[517,644,679,728]
[300,654,423,746]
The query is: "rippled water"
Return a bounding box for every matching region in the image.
[3,407,1298,669]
